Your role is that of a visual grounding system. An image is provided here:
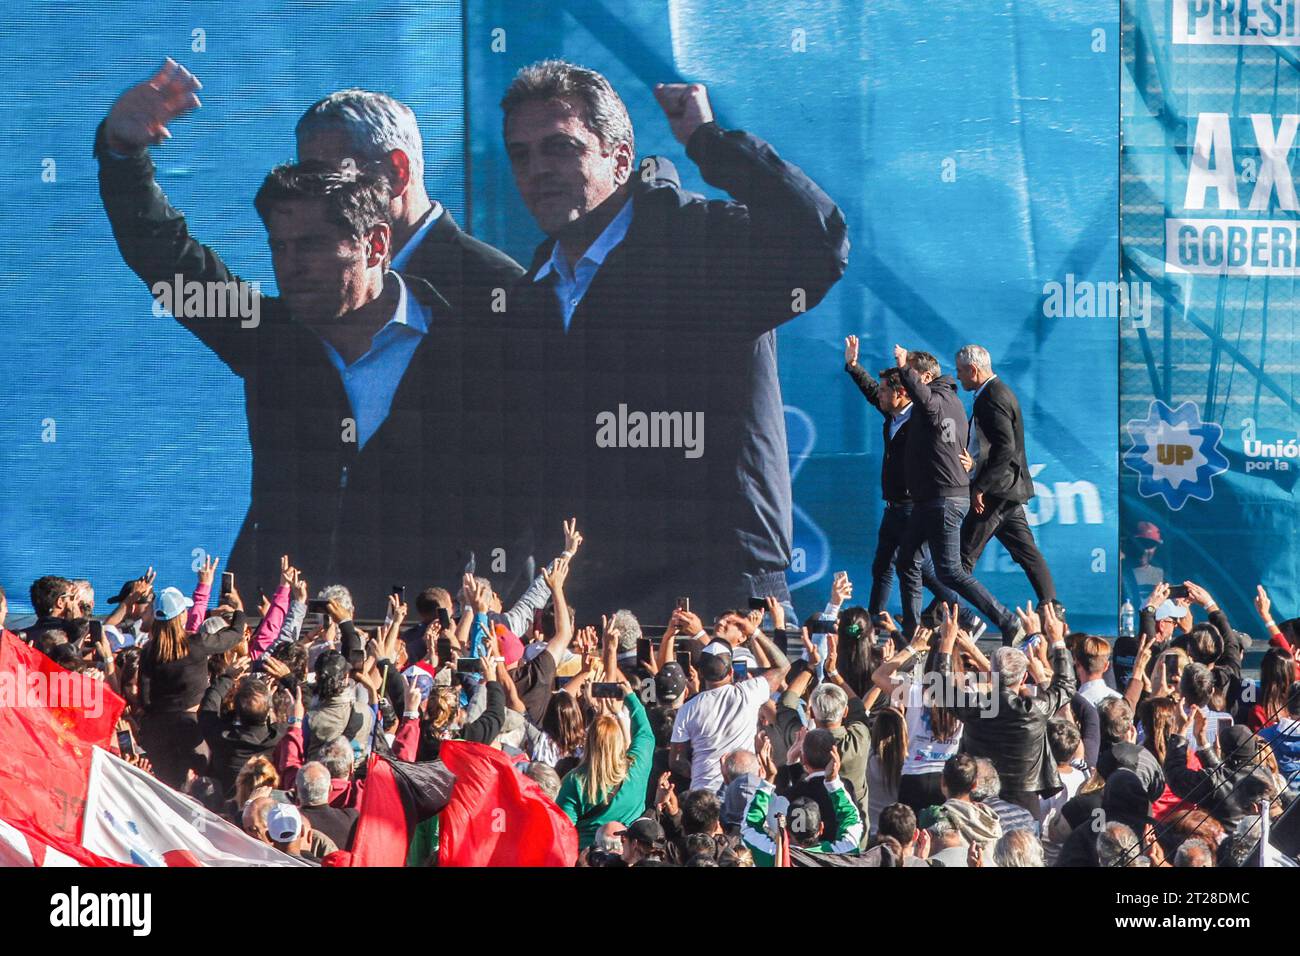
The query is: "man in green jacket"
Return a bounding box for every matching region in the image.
[742,748,863,866]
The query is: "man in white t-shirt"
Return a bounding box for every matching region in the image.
[1074,635,1121,708]
[671,627,791,793]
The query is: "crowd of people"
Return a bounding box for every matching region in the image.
[4,515,1298,867]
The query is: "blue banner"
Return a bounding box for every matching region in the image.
[1122,0,1300,628]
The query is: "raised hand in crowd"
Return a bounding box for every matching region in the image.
[197,553,220,587]
[220,581,244,614]
[1182,580,1218,612]
[756,731,778,783]
[671,606,704,638]
[542,554,571,593]
[1255,583,1274,624]
[260,655,291,682]
[763,595,786,634]
[562,516,583,559]
[830,569,853,606]
[1014,601,1043,638]
[844,334,860,368]
[799,625,821,667]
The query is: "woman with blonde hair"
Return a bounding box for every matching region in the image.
[234,755,280,809]
[556,679,655,849]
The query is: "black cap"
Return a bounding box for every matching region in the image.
[1220,725,1262,769]
[655,663,687,703]
[626,816,666,847]
[1102,769,1154,828]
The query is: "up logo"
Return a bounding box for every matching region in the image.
[1124,400,1228,511]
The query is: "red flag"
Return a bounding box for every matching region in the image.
[437,740,577,867]
[350,756,410,867]
[0,632,123,847]
[350,755,456,866]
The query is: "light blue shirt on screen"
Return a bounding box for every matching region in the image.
[533,197,635,331]
[318,272,430,450]
[389,202,444,272]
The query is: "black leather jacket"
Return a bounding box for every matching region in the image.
[942,641,1078,794]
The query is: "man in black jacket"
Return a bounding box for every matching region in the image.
[497,60,849,617]
[940,602,1076,814]
[96,60,525,613]
[891,347,1021,643]
[842,336,983,635]
[199,669,287,798]
[954,344,1057,606]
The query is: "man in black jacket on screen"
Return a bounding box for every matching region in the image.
[497,60,849,617]
[96,60,527,614]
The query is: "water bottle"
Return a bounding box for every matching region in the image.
[1119,600,1135,638]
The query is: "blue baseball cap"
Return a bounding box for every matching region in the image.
[155,586,193,622]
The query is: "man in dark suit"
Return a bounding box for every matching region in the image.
[954,344,1057,607]
[891,347,1023,645]
[497,60,849,617]
[295,88,524,315]
[96,60,522,615]
[842,336,984,636]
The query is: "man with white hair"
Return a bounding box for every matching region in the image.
[719,750,763,831]
[1173,837,1215,867]
[296,760,359,852]
[296,89,523,314]
[1096,821,1143,867]
[994,828,1045,867]
[806,682,870,809]
[938,602,1076,818]
[954,343,1057,610]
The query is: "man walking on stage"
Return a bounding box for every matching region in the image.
[891,345,1023,646]
[954,344,1057,609]
[842,335,986,639]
